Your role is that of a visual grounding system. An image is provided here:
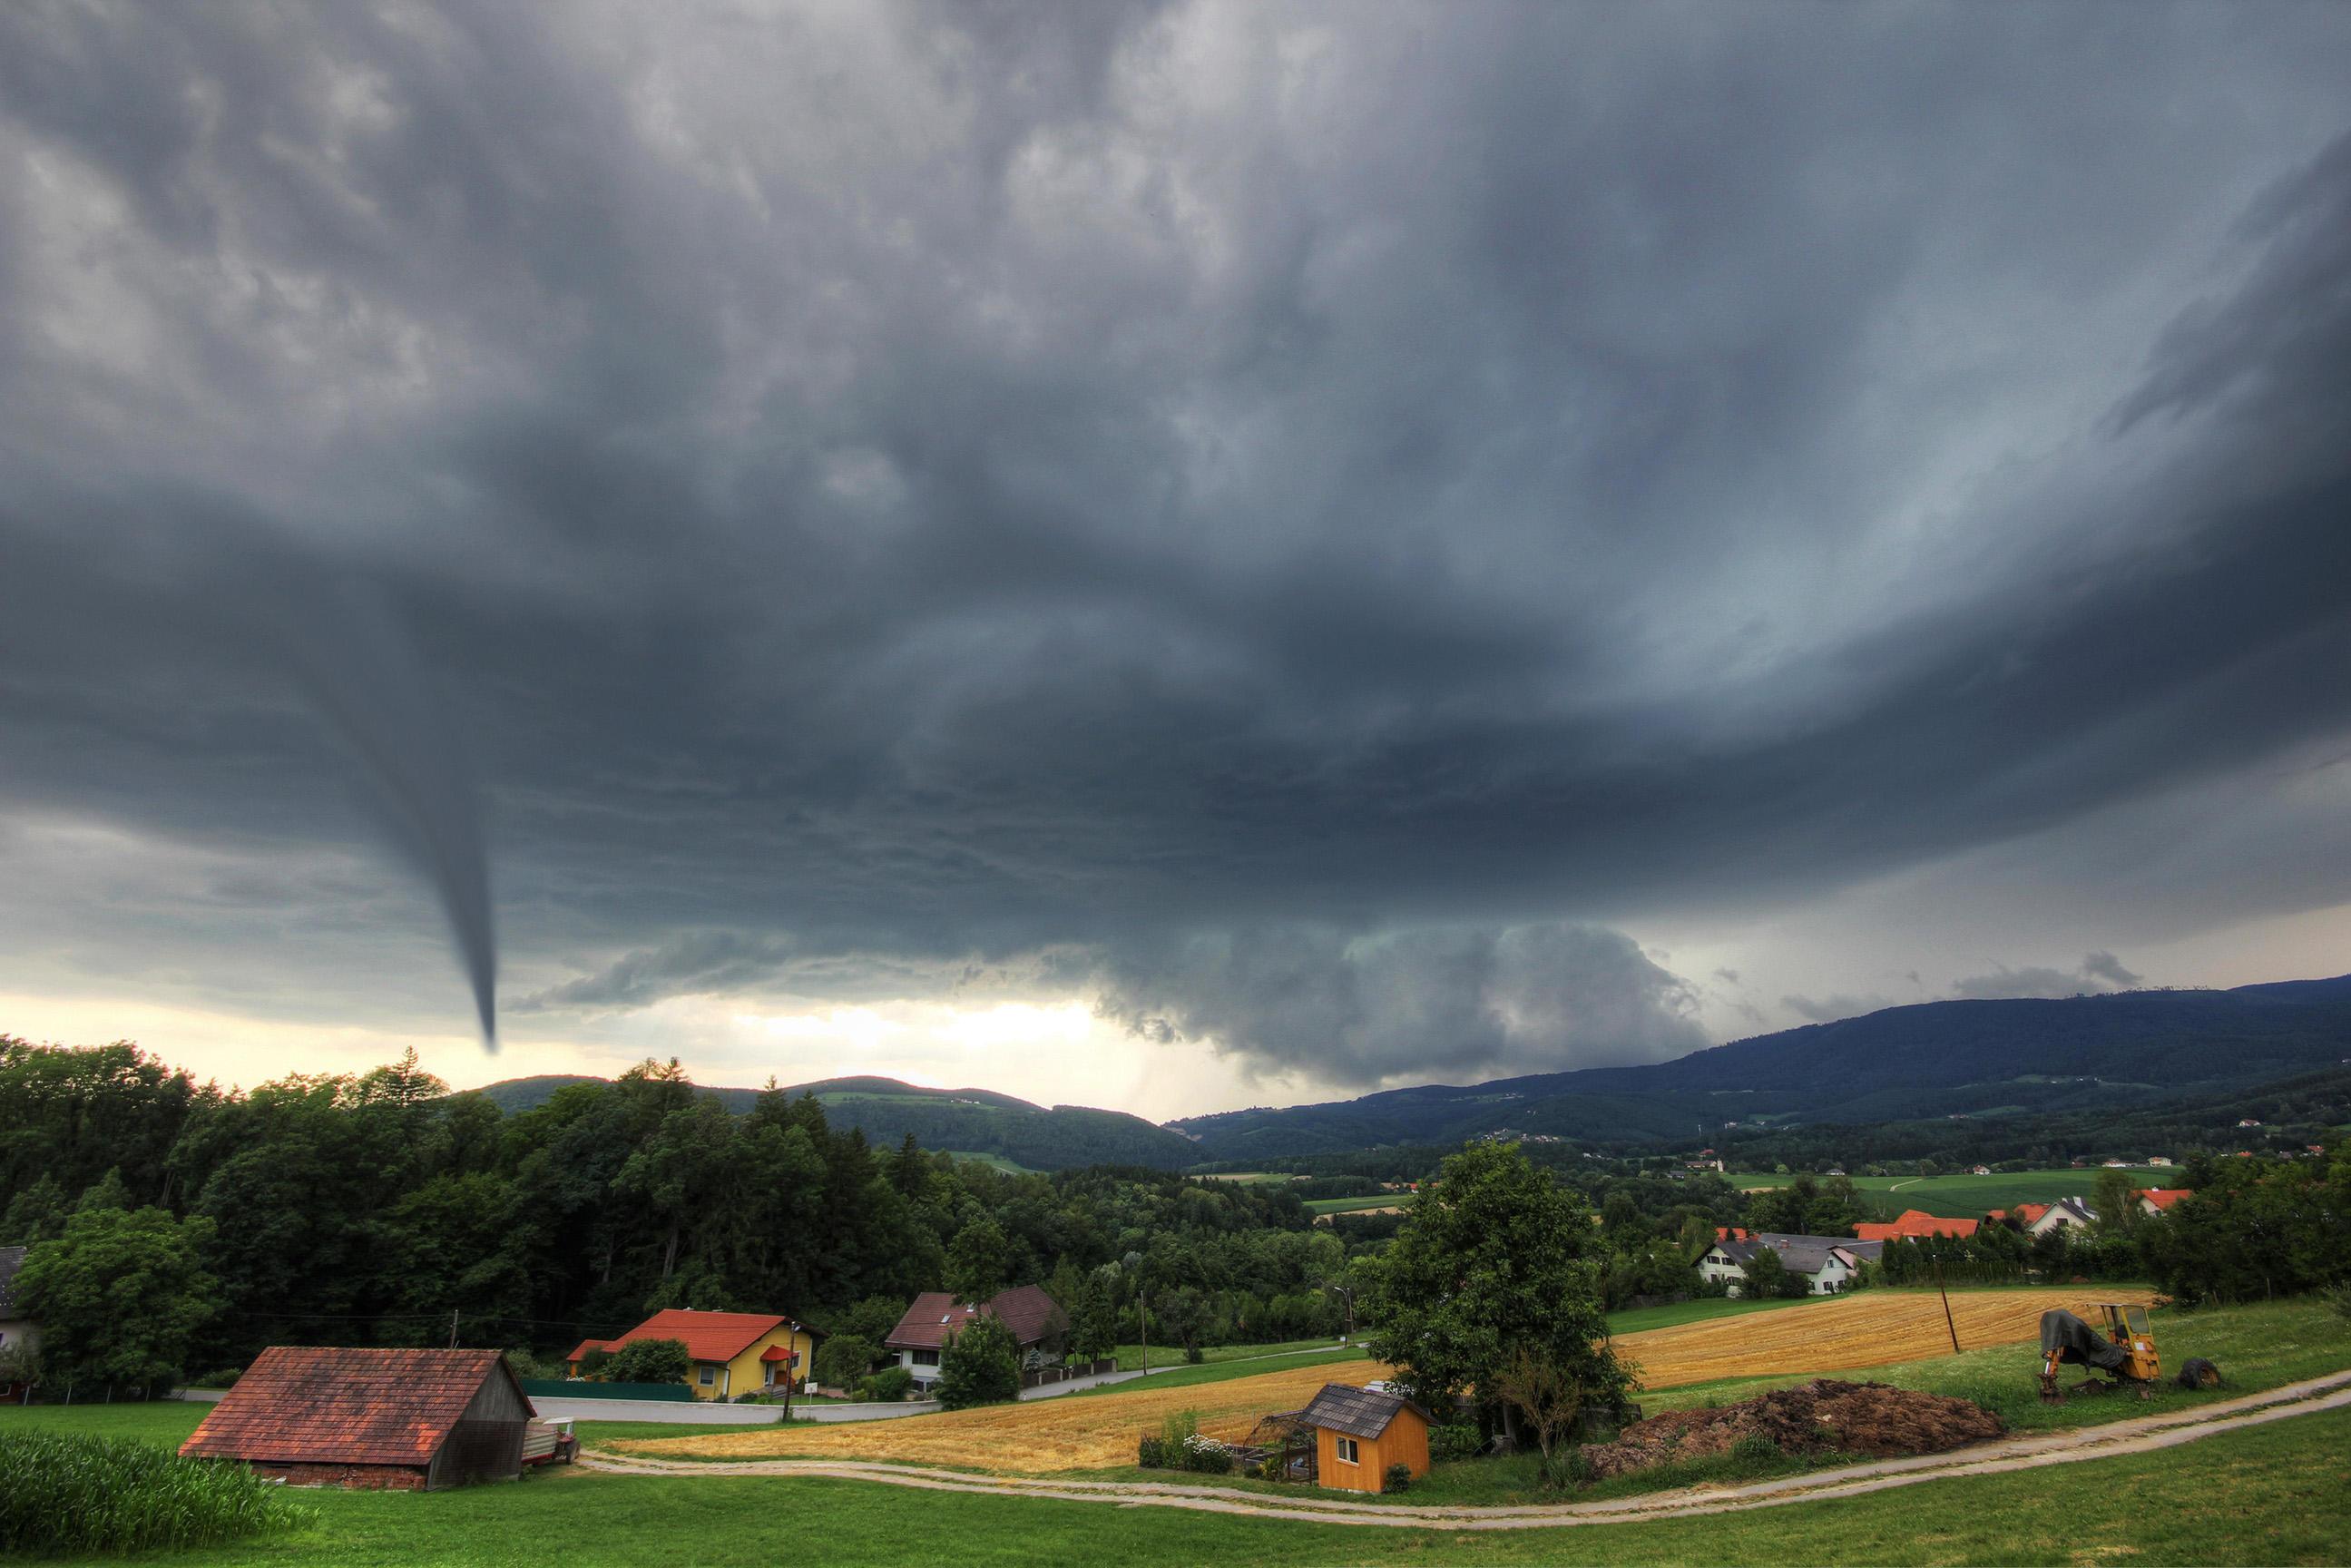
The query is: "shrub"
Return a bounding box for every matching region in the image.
[936,1316,1022,1409]
[1429,1422,1486,1461]
[814,1333,880,1390]
[607,1337,692,1386]
[856,1366,915,1403]
[1178,1432,1231,1473]
[1729,1433,1782,1465]
[1137,1435,1167,1467]
[1384,1463,1413,1493]
[0,1433,309,1555]
[1543,1446,1594,1490]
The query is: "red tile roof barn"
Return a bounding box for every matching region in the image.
[1853,1209,1981,1241]
[180,1348,529,1467]
[885,1284,1068,1351]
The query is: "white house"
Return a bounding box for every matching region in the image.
[2025,1197,2098,1237]
[1698,1232,1883,1297]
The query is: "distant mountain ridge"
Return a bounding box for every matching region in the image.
[1167,975,2351,1161]
[475,1073,1197,1171]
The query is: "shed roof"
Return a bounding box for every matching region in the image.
[884,1284,1068,1351]
[180,1348,528,1466]
[0,1245,24,1318]
[1300,1382,1430,1440]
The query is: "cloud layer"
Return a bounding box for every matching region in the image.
[2,3,2348,1093]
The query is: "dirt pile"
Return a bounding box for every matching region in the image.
[1580,1379,2004,1479]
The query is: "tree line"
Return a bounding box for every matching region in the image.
[0,1038,1368,1392]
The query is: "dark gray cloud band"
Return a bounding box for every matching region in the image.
[1,2,2347,1080]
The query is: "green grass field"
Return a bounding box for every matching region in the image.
[1103,1337,1355,1373]
[942,1151,1043,1174]
[6,1390,2348,1564]
[1730,1166,2168,1218]
[1304,1193,1411,1214]
[1086,1342,1368,1391]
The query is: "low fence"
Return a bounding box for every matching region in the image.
[519,1378,692,1403]
[1021,1357,1118,1390]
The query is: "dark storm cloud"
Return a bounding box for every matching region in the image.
[2,2,2349,1079]
[1951,952,2145,1002]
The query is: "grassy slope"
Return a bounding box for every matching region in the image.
[1305,1194,1409,1214]
[1078,1344,1368,1395]
[1104,1338,1354,1374]
[9,1398,2349,1565]
[1729,1167,2166,1217]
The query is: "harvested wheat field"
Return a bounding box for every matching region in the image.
[1613,1285,2158,1391]
[623,1287,2150,1475]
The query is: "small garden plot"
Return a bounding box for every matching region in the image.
[1582,1378,2004,1480]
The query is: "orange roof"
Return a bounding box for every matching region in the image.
[1715,1226,1752,1242]
[565,1338,614,1364]
[2135,1188,2192,1210]
[1986,1203,2049,1225]
[1854,1209,1979,1241]
[181,1348,525,1466]
[602,1308,812,1364]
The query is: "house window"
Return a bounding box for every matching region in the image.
[1336,1436,1359,1465]
[911,1348,940,1367]
[697,1365,716,1387]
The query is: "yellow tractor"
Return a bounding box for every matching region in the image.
[2038,1304,2214,1403]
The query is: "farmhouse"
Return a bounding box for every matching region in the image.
[1854,1209,1980,1242]
[567,1308,822,1400]
[2135,1187,2193,1217]
[886,1283,1068,1392]
[1298,1382,1431,1494]
[180,1347,532,1490]
[1698,1232,1882,1295]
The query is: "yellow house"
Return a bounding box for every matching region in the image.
[566,1308,823,1400]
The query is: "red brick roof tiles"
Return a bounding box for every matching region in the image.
[1853,1209,1980,1241]
[179,1348,527,1466]
[884,1284,1068,1351]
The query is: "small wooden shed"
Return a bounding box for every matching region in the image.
[181,1347,534,1491]
[1299,1382,1433,1494]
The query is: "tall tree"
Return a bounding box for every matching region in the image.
[945,1217,1012,1301]
[1367,1142,1630,1442]
[17,1206,220,1388]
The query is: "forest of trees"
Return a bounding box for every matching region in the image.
[0,1038,1364,1387]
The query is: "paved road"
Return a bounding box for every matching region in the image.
[582,1367,2351,1529]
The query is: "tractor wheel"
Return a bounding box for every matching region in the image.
[2178,1357,2221,1390]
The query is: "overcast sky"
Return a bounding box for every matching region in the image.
[4,1,2348,1121]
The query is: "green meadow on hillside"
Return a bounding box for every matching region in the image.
[1729,1166,2169,1218]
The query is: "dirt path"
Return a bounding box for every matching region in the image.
[582,1368,2351,1531]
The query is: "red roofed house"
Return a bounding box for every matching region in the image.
[1854,1209,1980,1242]
[885,1284,1069,1393]
[2135,1188,2193,1217]
[566,1308,822,1400]
[180,1347,533,1490]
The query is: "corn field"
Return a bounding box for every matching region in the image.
[0,1433,311,1556]
[637,1286,2150,1475]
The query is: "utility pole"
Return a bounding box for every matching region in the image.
[449,1308,461,1348]
[1931,1251,1960,1355]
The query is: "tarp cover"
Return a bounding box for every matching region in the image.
[2039,1309,2128,1371]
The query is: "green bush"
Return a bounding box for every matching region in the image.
[1383,1462,1413,1493]
[1136,1435,1167,1467]
[1429,1422,1486,1461]
[814,1333,880,1390]
[936,1317,1022,1409]
[607,1337,693,1386]
[1730,1433,1782,1464]
[856,1366,915,1403]
[0,1433,309,1555]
